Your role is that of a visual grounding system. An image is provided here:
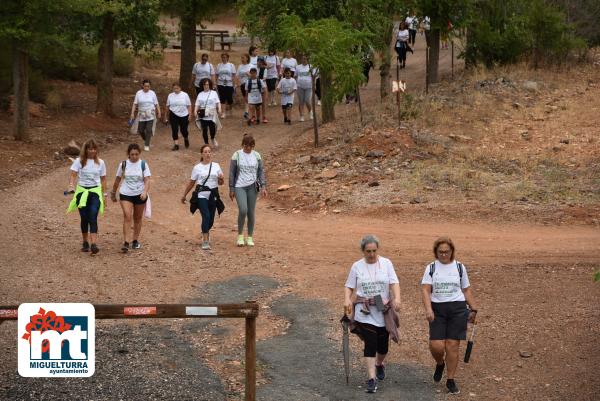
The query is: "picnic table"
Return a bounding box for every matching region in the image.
[196,29,234,51]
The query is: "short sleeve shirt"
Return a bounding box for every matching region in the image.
[70,158,106,187]
[166,91,191,117]
[281,57,297,73]
[193,62,215,87]
[295,64,313,89]
[245,79,263,104]
[345,256,399,327]
[195,90,220,120]
[421,260,470,303]
[277,78,297,105]
[134,90,158,121]
[191,162,223,199]
[116,160,151,196]
[234,150,259,188]
[265,55,279,79]
[237,64,252,86]
[216,63,236,87]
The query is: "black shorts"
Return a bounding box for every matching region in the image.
[357,322,389,357]
[217,85,234,105]
[281,103,293,110]
[249,102,262,107]
[429,301,469,341]
[266,78,277,92]
[119,194,147,205]
[240,85,247,98]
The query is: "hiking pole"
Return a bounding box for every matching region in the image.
[464,322,476,363]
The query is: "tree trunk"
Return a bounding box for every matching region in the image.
[311,74,319,147]
[321,71,335,124]
[12,46,29,141]
[96,13,115,116]
[425,29,440,84]
[379,21,394,100]
[179,9,197,94]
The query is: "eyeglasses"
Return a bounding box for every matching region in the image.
[437,250,451,255]
[364,249,377,253]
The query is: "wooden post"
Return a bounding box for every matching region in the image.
[245,301,257,401]
[451,41,454,79]
[396,57,401,126]
[425,47,430,94]
[356,86,363,124]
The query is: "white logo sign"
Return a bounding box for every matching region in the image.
[18,303,95,377]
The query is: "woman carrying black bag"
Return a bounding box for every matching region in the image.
[181,144,224,250]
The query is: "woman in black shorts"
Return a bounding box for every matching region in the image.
[110,144,151,252]
[421,237,478,395]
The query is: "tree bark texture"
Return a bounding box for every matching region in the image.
[320,71,335,124]
[12,46,29,141]
[96,13,115,116]
[379,21,394,100]
[425,29,440,84]
[179,9,197,94]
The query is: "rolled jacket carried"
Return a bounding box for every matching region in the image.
[348,295,400,344]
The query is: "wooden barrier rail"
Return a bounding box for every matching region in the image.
[0,302,258,401]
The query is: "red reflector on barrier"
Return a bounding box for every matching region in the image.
[0,309,18,318]
[124,306,157,316]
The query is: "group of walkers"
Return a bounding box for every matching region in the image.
[344,235,478,395]
[395,12,434,68]
[128,47,320,153]
[66,134,266,253]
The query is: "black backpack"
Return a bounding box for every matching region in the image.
[428,261,464,286]
[247,78,262,93]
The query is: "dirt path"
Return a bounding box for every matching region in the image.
[1,34,599,401]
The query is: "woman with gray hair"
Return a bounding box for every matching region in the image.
[344,235,401,394]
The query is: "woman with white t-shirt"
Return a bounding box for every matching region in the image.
[130,79,161,152]
[237,54,252,120]
[191,53,216,97]
[165,83,192,151]
[344,235,400,394]
[265,49,280,106]
[110,144,151,253]
[228,134,267,247]
[295,55,313,122]
[181,144,225,250]
[66,139,107,255]
[395,21,412,69]
[194,78,222,148]
[216,53,237,118]
[421,237,478,395]
[281,49,297,77]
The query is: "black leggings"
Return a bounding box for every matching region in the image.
[169,111,189,141]
[395,42,408,65]
[409,29,417,45]
[359,323,389,357]
[200,119,216,144]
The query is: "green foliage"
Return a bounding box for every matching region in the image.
[465,0,587,67]
[277,15,369,101]
[594,271,600,282]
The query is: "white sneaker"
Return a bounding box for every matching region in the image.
[317,100,321,106]
[211,138,219,149]
[299,116,305,122]
[273,101,277,106]
[144,146,150,151]
[309,111,313,120]
[201,241,211,250]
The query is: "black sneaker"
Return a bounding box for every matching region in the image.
[81,241,90,252]
[131,240,141,249]
[433,362,445,382]
[172,144,179,151]
[90,243,99,254]
[184,138,190,148]
[366,378,377,393]
[446,379,460,395]
[121,242,129,253]
[376,364,385,381]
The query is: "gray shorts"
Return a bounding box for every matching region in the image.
[297,87,312,106]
